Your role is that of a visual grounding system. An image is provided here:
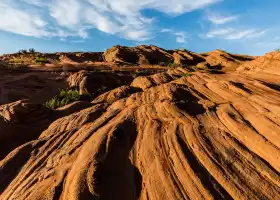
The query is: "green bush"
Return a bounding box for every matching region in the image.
[168,62,182,68]
[276,49,280,52]
[35,56,49,64]
[45,89,81,109]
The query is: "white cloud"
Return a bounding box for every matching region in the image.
[256,35,280,48]
[148,0,222,15]
[175,32,188,43]
[124,30,152,41]
[77,29,89,39]
[161,29,173,33]
[0,0,221,41]
[246,30,267,38]
[72,40,85,43]
[20,0,44,6]
[225,30,254,40]
[205,28,267,40]
[225,29,266,40]
[257,42,280,47]
[204,11,267,41]
[208,14,239,24]
[206,28,234,38]
[0,3,51,37]
[50,0,81,28]
[161,29,189,43]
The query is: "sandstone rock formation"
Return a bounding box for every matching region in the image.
[59,52,104,64]
[172,50,206,65]
[237,51,280,75]
[0,67,279,200]
[104,45,174,64]
[103,46,254,70]
[0,61,10,68]
[0,100,93,161]
[198,50,255,71]
[67,70,134,96]
[0,100,52,160]
[0,46,254,71]
[0,71,67,105]
[0,52,104,66]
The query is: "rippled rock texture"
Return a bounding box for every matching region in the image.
[0,68,280,200]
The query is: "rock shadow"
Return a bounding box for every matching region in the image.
[174,88,206,116]
[176,130,233,200]
[95,121,142,200]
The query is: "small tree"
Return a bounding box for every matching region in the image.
[18,49,27,54]
[276,49,280,52]
[29,48,35,53]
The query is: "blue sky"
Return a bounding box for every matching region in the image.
[0,0,279,55]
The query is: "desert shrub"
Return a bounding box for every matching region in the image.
[18,49,27,54]
[135,70,150,77]
[168,62,182,68]
[158,60,178,67]
[276,49,280,52]
[29,48,36,53]
[35,56,49,64]
[45,89,81,109]
[175,48,186,51]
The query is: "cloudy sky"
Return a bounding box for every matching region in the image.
[0,0,279,55]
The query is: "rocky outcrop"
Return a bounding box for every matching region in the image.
[0,52,104,65]
[0,100,94,161]
[173,50,206,65]
[0,61,10,68]
[0,100,52,160]
[103,45,207,66]
[237,51,280,75]
[67,70,134,96]
[104,45,174,65]
[0,71,67,105]
[198,50,255,71]
[1,46,255,71]
[131,67,191,90]
[1,68,280,200]
[91,86,142,104]
[59,52,104,64]
[104,46,254,70]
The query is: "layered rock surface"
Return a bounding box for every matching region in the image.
[199,50,255,71]
[238,51,280,75]
[0,67,279,200]
[0,71,67,105]
[104,45,254,70]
